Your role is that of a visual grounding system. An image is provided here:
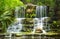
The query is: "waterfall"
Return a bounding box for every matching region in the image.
[32,6,48,34]
[7,18,25,33]
[36,6,47,18]
[15,6,25,18]
[7,6,25,33]
[7,5,49,34]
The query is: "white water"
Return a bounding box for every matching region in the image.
[7,6,25,33]
[7,18,25,33]
[6,5,48,39]
[7,18,24,39]
[32,6,48,34]
[7,6,48,34]
[32,17,48,34]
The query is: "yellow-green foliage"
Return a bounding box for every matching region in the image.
[0,0,24,11]
[0,0,24,33]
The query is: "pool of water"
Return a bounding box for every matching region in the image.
[0,33,60,39]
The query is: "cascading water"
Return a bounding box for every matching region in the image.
[32,6,48,34]
[7,18,24,33]
[7,5,49,34]
[6,4,50,39]
[7,6,25,33]
[15,6,25,18]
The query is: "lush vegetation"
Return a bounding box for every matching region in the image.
[0,0,24,33]
[0,0,60,33]
[21,0,60,33]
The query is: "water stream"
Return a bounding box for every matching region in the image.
[7,7,25,35]
[6,5,50,39]
[32,6,48,34]
[7,6,49,34]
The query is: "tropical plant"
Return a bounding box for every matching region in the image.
[0,0,24,33]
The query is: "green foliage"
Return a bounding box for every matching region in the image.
[25,13,36,18]
[48,20,60,32]
[44,0,55,7]
[36,0,55,7]
[0,0,24,11]
[0,0,24,33]
[21,0,32,4]
[25,0,31,3]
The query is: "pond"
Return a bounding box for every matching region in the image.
[0,34,60,39]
